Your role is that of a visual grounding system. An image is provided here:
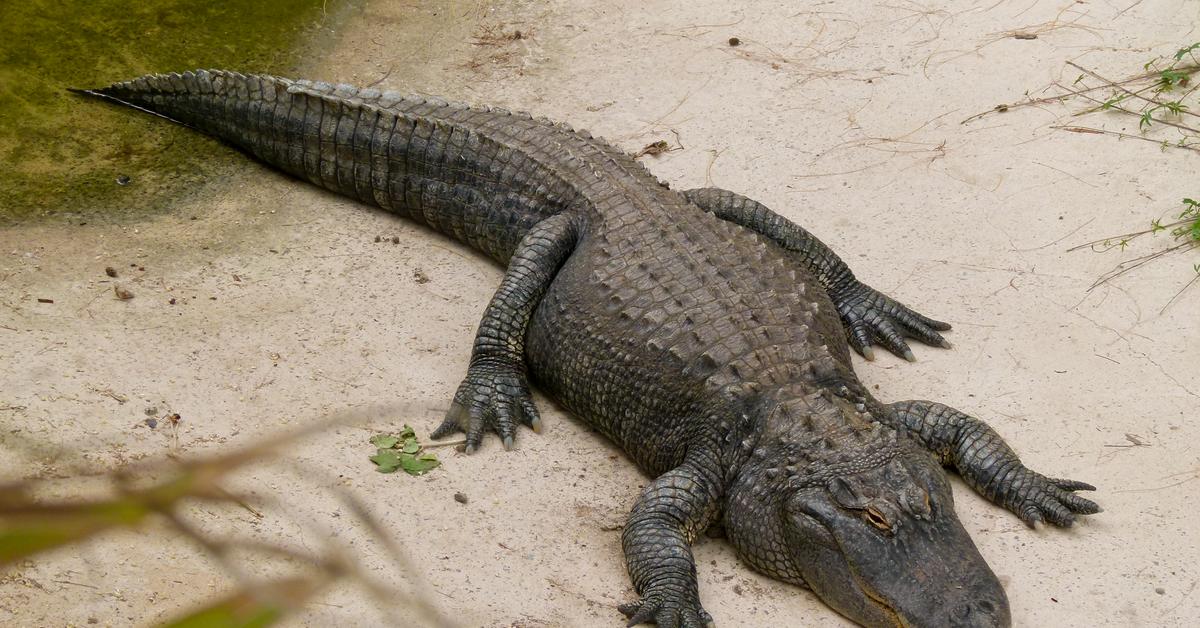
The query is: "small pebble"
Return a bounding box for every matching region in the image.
[1156,587,1165,595]
[391,236,400,244]
[116,175,131,186]
[105,266,118,278]
[144,417,158,429]
[728,37,740,46]
[454,492,469,504]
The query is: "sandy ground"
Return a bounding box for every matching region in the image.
[3,1,1199,626]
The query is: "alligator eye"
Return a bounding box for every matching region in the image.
[864,505,891,532]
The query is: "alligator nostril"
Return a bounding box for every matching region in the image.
[950,599,1009,628]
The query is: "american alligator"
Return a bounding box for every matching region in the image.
[74,70,1100,628]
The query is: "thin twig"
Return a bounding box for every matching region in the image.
[960,63,1200,124]
[1087,241,1194,290]
[1065,61,1200,121]
[1052,125,1200,153]
[1161,270,1200,313]
[1067,84,1200,136]
[1068,218,1192,252]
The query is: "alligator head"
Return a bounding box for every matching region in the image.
[726,422,1011,627]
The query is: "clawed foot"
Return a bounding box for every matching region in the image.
[834,281,952,362]
[993,468,1102,528]
[619,595,713,628]
[431,357,541,453]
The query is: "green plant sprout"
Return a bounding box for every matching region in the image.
[1070,197,1200,311]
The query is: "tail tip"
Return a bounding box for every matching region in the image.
[67,86,104,98]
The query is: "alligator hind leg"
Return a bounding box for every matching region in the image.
[432,212,581,452]
[682,187,951,361]
[887,400,1101,527]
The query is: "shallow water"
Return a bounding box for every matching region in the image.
[0,0,349,222]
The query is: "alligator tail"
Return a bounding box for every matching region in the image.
[71,69,571,263]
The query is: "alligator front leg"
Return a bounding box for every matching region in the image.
[620,453,722,628]
[888,400,1101,527]
[682,187,951,361]
[432,212,581,452]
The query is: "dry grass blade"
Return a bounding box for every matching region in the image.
[1,405,440,627]
[1070,192,1200,311]
[1067,218,1195,253]
[0,411,361,566]
[1065,61,1200,122]
[961,62,1200,125]
[1086,241,1194,290]
[160,575,332,628]
[1051,125,1200,153]
[335,487,456,628]
[0,495,155,565]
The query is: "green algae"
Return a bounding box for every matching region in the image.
[0,0,347,222]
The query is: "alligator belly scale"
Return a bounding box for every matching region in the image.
[75,70,1100,628]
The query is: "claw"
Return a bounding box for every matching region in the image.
[939,338,953,349]
[431,402,466,440]
[1052,478,1097,492]
[861,345,876,361]
[439,358,540,451]
[530,415,543,433]
[620,594,709,627]
[1019,504,1044,529]
[836,282,952,362]
[621,601,656,627]
[1001,470,1100,529]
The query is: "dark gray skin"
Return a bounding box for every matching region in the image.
[74,70,1101,628]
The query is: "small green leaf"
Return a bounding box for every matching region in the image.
[370,434,400,449]
[398,425,416,440]
[402,438,420,454]
[370,449,402,473]
[1159,69,1188,90]
[1174,42,1200,61]
[1163,101,1187,114]
[400,452,440,476]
